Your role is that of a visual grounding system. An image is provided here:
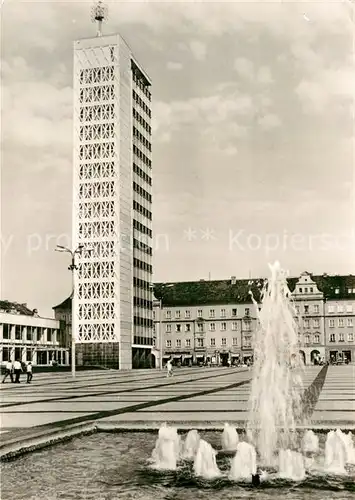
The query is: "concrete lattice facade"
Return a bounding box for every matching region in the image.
[153,272,355,366]
[72,34,153,369]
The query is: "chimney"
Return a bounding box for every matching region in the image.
[231,276,236,285]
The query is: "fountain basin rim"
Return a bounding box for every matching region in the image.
[1,420,354,462]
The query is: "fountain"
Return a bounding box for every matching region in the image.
[146,262,355,490]
[193,439,221,479]
[182,429,200,460]
[221,422,239,451]
[302,430,319,454]
[324,430,347,474]
[150,423,181,470]
[229,441,257,481]
[278,449,306,481]
[247,261,304,465]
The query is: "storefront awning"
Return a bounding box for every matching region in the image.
[183,355,192,359]
[231,354,240,358]
[173,355,182,359]
[163,355,171,359]
[196,354,205,358]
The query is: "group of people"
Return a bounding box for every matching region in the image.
[2,360,33,384]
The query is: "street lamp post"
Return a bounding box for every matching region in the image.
[55,244,85,378]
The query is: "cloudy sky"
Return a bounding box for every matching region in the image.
[1,0,354,316]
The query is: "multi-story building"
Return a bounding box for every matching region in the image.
[153,273,355,366]
[0,300,69,366]
[72,28,153,369]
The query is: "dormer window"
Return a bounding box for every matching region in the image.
[299,288,303,293]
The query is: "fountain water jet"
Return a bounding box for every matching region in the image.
[221,423,239,451]
[151,424,181,470]
[229,441,257,481]
[247,261,304,465]
[302,430,319,454]
[278,449,306,481]
[193,439,221,479]
[325,430,347,474]
[182,429,200,460]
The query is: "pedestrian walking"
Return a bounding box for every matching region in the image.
[166,359,173,377]
[13,359,22,383]
[26,362,33,384]
[2,360,14,383]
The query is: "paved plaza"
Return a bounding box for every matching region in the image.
[0,365,354,441]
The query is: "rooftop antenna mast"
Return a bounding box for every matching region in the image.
[91,0,108,37]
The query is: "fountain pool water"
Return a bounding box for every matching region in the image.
[2,431,355,500]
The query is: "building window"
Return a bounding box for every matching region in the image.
[185,339,191,347]
[185,310,191,319]
[329,333,335,342]
[232,308,237,317]
[153,311,156,320]
[313,319,320,328]
[304,305,309,314]
[305,288,308,293]
[2,347,11,362]
[166,339,172,347]
[328,305,335,313]
[329,319,335,328]
[299,287,303,293]
[209,323,216,331]
[166,324,171,333]
[176,339,181,348]
[232,321,238,331]
[37,327,42,342]
[339,333,344,342]
[197,338,204,347]
[245,308,250,316]
[2,324,10,340]
[197,309,203,318]
[314,334,320,343]
[152,338,156,347]
[338,319,344,328]
[47,329,52,342]
[304,319,310,328]
[335,288,340,294]
[15,325,22,340]
[176,324,181,332]
[175,310,181,319]
[166,310,171,319]
[347,318,353,327]
[209,309,215,318]
[314,305,319,313]
[26,327,32,341]
[337,305,344,313]
[185,324,191,332]
[305,335,310,344]
[221,322,227,331]
[310,287,313,292]
[220,309,226,318]
[348,333,354,342]
[232,337,238,346]
[221,338,227,346]
[197,323,203,332]
[295,306,300,315]
[210,338,215,347]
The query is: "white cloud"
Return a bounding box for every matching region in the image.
[233,57,254,79]
[258,113,282,130]
[189,40,207,61]
[257,66,273,85]
[166,61,183,71]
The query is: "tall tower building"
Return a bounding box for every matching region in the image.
[72,6,153,369]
